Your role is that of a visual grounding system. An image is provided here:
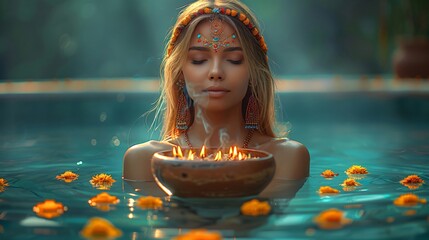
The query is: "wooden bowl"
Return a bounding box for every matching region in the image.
[151,148,275,198]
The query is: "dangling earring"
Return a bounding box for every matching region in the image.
[176,81,193,130]
[244,92,259,129]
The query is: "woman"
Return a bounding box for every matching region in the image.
[123,0,310,196]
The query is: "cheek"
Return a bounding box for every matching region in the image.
[182,64,206,83]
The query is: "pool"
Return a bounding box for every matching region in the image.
[1,82,429,239]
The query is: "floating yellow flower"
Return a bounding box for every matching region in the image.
[136,196,163,210]
[313,208,352,230]
[240,199,271,216]
[174,229,222,240]
[90,173,116,190]
[0,178,9,192]
[400,175,424,189]
[56,171,79,183]
[88,192,120,211]
[321,170,339,178]
[318,186,340,194]
[33,199,67,219]
[80,217,122,239]
[393,193,427,207]
[345,165,368,175]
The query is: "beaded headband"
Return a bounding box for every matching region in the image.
[167,7,268,57]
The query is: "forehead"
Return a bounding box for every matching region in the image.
[190,18,240,46]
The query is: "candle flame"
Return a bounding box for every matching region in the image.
[177,146,183,158]
[173,146,184,158]
[228,146,239,160]
[199,145,206,158]
[188,150,195,160]
[214,151,222,161]
[171,145,256,161]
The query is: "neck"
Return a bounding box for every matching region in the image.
[186,105,248,148]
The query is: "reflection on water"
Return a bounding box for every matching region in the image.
[1,121,429,239]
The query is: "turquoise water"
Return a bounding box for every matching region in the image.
[1,92,429,239]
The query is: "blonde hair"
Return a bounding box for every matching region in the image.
[155,0,277,140]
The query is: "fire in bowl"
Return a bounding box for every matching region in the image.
[151,147,276,198]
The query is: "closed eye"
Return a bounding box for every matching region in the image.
[192,60,207,65]
[228,60,243,65]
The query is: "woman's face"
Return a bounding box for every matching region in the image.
[181,18,250,112]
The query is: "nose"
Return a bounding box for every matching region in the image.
[208,59,224,80]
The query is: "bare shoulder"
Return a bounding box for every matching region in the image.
[259,138,310,180]
[123,140,175,181]
[277,139,310,161]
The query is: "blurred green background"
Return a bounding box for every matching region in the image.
[0,0,425,81]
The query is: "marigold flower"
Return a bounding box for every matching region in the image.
[400,175,424,189]
[56,171,79,183]
[400,175,424,184]
[313,208,352,229]
[321,170,339,178]
[0,178,8,187]
[0,178,8,192]
[174,229,222,240]
[393,193,427,207]
[33,200,67,219]
[80,217,122,239]
[240,199,271,216]
[345,165,368,175]
[88,192,120,211]
[318,186,340,194]
[90,173,116,190]
[341,178,361,187]
[136,196,163,210]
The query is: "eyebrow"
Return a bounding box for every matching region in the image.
[188,46,243,52]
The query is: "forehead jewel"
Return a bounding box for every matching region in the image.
[167,7,268,57]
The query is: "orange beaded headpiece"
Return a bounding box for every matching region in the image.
[167,7,268,57]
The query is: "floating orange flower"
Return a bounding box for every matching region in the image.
[341,178,361,191]
[136,196,163,210]
[0,178,9,192]
[33,199,67,219]
[400,175,424,189]
[318,186,340,194]
[240,199,271,216]
[88,192,120,211]
[345,165,368,180]
[56,171,79,183]
[400,175,424,184]
[345,165,368,175]
[80,217,122,239]
[174,229,222,240]
[89,173,116,190]
[321,170,339,178]
[393,193,427,207]
[313,208,352,229]
[0,178,8,187]
[341,178,361,187]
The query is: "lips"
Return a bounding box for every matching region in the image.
[203,86,230,97]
